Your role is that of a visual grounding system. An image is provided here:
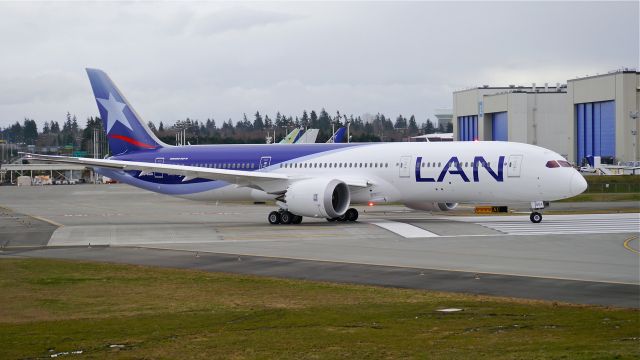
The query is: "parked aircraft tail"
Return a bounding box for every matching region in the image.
[327,127,347,143]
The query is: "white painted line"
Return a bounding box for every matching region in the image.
[367,220,439,238]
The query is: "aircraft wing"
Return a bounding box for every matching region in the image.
[21,153,370,194]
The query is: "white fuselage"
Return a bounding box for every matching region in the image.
[175,141,586,206]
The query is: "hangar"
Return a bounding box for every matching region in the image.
[452,69,639,165]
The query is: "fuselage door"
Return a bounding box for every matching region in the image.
[507,154,523,177]
[154,157,164,178]
[399,156,411,178]
[260,156,272,169]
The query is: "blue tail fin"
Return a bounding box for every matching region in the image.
[86,68,166,155]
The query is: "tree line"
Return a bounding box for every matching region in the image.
[1,109,452,152]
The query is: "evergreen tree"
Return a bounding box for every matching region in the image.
[309,110,318,128]
[264,115,272,129]
[71,115,79,134]
[275,112,285,128]
[408,115,418,135]
[23,118,38,144]
[253,111,264,130]
[301,110,309,128]
[318,108,331,133]
[394,114,407,129]
[424,118,435,134]
[63,112,72,133]
[50,121,60,133]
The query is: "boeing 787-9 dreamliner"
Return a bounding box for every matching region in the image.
[24,69,587,224]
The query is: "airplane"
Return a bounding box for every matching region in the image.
[326,127,346,143]
[278,128,300,143]
[24,69,588,225]
[294,129,319,144]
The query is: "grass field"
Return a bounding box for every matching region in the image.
[557,192,640,203]
[1,258,638,359]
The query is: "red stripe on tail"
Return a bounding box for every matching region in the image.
[108,134,157,149]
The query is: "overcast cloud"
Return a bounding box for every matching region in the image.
[0,1,637,128]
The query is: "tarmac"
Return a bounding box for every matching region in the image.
[1,184,638,308]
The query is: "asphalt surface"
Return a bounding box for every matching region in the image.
[4,246,638,308]
[0,184,638,308]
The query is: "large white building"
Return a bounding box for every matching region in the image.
[452,69,639,165]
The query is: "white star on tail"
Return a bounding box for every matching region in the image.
[97,93,132,133]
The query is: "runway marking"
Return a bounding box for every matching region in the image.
[364,220,439,238]
[465,213,640,236]
[623,236,640,255]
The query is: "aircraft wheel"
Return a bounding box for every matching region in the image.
[337,214,348,222]
[345,208,359,222]
[292,215,303,224]
[327,217,337,222]
[268,211,281,225]
[280,211,294,224]
[530,212,542,223]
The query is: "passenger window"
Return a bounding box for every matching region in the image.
[385,163,388,167]
[546,160,560,168]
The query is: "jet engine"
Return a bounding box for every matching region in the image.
[404,202,458,212]
[285,178,350,218]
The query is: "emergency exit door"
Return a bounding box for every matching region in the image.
[399,156,411,178]
[508,154,523,177]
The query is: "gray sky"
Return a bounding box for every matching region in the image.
[0,1,637,128]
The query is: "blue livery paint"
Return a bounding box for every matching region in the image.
[333,127,346,143]
[86,68,165,155]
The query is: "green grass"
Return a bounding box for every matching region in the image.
[557,192,640,202]
[1,259,638,359]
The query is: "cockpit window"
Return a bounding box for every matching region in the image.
[557,160,572,167]
[545,160,560,168]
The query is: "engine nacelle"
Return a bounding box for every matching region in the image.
[285,178,350,218]
[404,202,458,212]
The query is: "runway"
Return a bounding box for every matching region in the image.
[1,184,638,307]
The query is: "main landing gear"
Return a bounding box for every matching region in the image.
[268,208,359,225]
[326,208,359,222]
[268,210,303,225]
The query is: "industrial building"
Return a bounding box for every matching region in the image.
[452,69,639,165]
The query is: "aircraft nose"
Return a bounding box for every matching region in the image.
[570,172,588,196]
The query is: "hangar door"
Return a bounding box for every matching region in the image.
[576,101,615,166]
[491,112,508,141]
[457,115,478,141]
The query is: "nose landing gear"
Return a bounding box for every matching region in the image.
[529,211,542,223]
[529,201,546,223]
